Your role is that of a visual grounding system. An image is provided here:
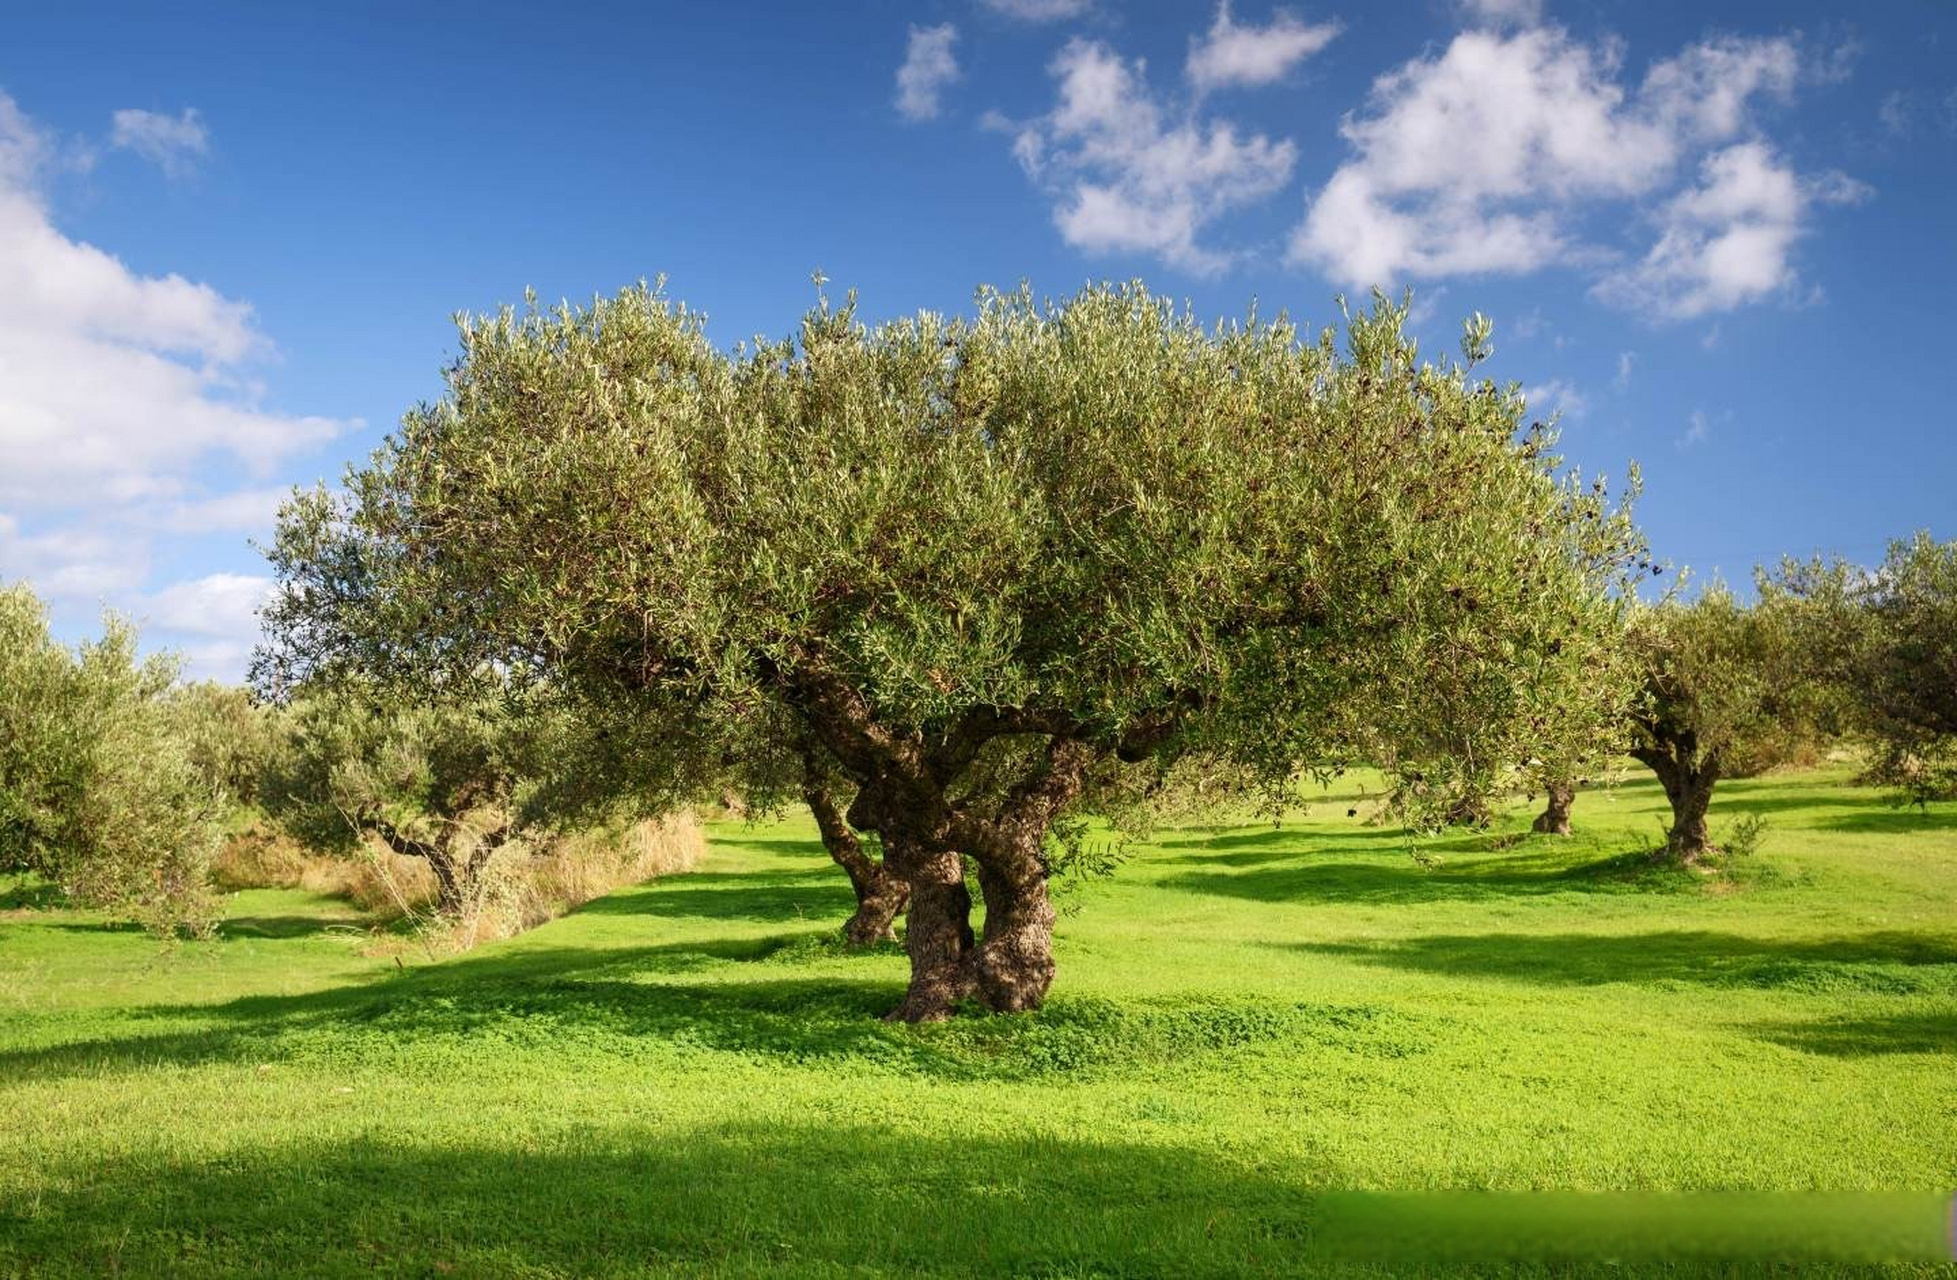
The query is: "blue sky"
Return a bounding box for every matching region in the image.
[1,0,1952,678]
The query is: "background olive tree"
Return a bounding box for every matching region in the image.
[0,582,222,934]
[1623,584,1831,862]
[165,682,283,812]
[259,682,693,916]
[260,281,1649,1020]
[1768,531,1957,806]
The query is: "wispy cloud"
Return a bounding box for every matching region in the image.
[896,24,961,122]
[110,107,208,177]
[977,0,1091,21]
[1613,350,1636,392]
[1522,378,1588,423]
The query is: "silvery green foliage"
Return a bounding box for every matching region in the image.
[0,582,221,935]
[164,681,283,810]
[260,281,1649,833]
[1628,584,1813,772]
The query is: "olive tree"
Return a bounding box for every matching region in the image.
[260,282,1646,1020]
[260,684,685,914]
[1768,532,1957,806]
[0,582,221,934]
[1624,585,1825,861]
[260,692,519,912]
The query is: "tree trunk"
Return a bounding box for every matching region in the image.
[1532,781,1575,835]
[426,848,466,915]
[972,848,1056,1013]
[1633,742,1720,864]
[882,833,975,1022]
[1665,768,1717,862]
[803,781,907,946]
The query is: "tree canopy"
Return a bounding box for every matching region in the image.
[261,280,1648,1019]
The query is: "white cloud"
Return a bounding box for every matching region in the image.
[0,89,350,680]
[1008,38,1296,272]
[143,572,273,639]
[1186,3,1341,93]
[895,24,960,123]
[1682,408,1711,446]
[978,0,1091,21]
[1521,378,1587,422]
[0,514,147,600]
[157,487,293,534]
[109,107,209,177]
[1595,142,1871,318]
[1879,90,1912,136]
[1288,25,1861,320]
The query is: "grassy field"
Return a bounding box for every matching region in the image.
[2,766,1953,1276]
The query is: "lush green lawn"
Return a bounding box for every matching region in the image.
[2,767,1953,1276]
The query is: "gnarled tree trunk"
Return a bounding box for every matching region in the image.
[881,831,975,1022]
[802,778,907,946]
[971,846,1056,1013]
[1632,739,1720,863]
[1532,780,1575,835]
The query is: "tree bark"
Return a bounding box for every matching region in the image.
[1532,781,1575,835]
[802,780,907,945]
[882,832,975,1022]
[972,845,1056,1013]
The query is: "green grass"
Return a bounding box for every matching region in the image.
[1,766,1953,1276]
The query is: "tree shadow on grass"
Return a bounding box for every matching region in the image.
[1756,1009,1957,1058]
[6,1125,1946,1277]
[1282,930,1957,995]
[0,875,64,911]
[1161,841,1689,907]
[218,913,368,941]
[0,1124,1319,1278]
[0,920,1440,1087]
[1813,805,1957,836]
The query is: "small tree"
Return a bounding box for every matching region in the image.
[261,681,702,914]
[0,582,221,934]
[1624,585,1821,862]
[261,283,1647,1019]
[261,691,528,913]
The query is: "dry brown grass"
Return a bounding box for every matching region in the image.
[412,811,706,954]
[219,810,705,956]
[212,824,434,914]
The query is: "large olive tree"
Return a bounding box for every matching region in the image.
[261,282,1646,1020]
